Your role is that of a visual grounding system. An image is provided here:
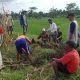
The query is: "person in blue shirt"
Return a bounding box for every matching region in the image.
[67,13,78,44]
[20,11,28,34]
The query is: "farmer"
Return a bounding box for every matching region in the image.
[0,23,4,46]
[57,28,62,43]
[50,41,79,80]
[6,14,14,35]
[38,28,49,47]
[15,34,32,62]
[47,18,58,42]
[20,10,28,34]
[67,13,78,44]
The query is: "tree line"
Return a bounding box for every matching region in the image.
[0,3,80,19]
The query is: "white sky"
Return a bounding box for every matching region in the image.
[0,0,80,13]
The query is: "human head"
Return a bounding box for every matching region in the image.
[21,10,27,15]
[6,14,9,17]
[65,41,77,51]
[48,18,52,24]
[67,13,75,21]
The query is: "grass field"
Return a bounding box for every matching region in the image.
[14,17,80,39]
[0,17,80,80]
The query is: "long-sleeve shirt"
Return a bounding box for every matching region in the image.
[68,20,78,44]
[20,15,28,26]
[48,22,58,33]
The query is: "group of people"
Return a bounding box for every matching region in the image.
[15,12,80,80]
[0,11,80,80]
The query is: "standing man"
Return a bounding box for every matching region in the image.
[6,14,14,35]
[47,18,58,42]
[20,11,28,34]
[67,13,78,44]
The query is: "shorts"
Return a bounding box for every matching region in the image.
[57,62,70,74]
[7,26,13,31]
[15,39,30,55]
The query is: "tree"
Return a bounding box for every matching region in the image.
[29,7,38,12]
[65,3,79,13]
[49,8,59,18]
[28,7,38,18]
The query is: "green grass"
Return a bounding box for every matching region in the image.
[14,17,80,39]
[0,17,80,80]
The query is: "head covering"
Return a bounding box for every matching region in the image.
[48,18,52,21]
[42,28,46,32]
[21,10,27,14]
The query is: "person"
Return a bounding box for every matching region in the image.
[6,14,14,35]
[47,18,58,42]
[0,23,4,46]
[38,28,49,47]
[15,34,32,62]
[52,31,58,43]
[20,11,28,34]
[67,13,78,44]
[50,41,79,80]
[57,28,62,43]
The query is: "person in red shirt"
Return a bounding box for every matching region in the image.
[0,24,4,35]
[50,41,79,80]
[0,24,4,46]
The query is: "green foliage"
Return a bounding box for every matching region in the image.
[0,17,80,80]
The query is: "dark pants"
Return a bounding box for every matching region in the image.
[57,62,70,74]
[7,26,13,35]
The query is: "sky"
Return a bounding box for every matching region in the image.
[0,0,80,13]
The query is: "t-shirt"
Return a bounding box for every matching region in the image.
[60,49,79,73]
[68,20,78,44]
[48,22,58,33]
[17,35,31,43]
[6,16,13,27]
[0,25,4,34]
[38,32,49,41]
[23,15,27,25]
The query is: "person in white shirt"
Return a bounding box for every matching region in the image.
[47,18,58,42]
[48,18,58,33]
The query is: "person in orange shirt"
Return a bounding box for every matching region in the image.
[15,34,32,62]
[50,41,79,80]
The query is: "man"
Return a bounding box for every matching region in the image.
[0,23,4,46]
[50,41,79,80]
[47,18,58,42]
[6,14,14,35]
[38,28,49,47]
[67,13,78,44]
[15,34,32,62]
[20,11,28,34]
